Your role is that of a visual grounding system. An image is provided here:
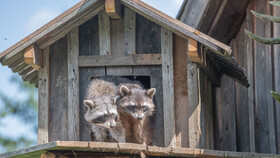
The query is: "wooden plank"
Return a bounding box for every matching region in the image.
[161,27,175,147]
[22,69,38,82]
[206,79,214,149]
[124,7,136,55]
[38,47,50,144]
[136,13,161,54]
[254,1,276,153]
[173,35,188,147]
[121,0,232,55]
[67,28,80,141]
[187,51,199,148]
[0,0,103,65]
[234,22,251,152]
[273,1,280,154]
[79,54,161,67]
[105,0,121,19]
[245,2,256,152]
[79,16,99,56]
[12,62,28,73]
[178,0,211,29]
[214,75,237,151]
[24,44,43,70]
[79,68,106,141]
[107,12,133,76]
[19,66,33,76]
[133,66,164,147]
[2,141,280,158]
[99,9,111,55]
[49,37,68,141]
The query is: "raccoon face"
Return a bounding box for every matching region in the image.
[83,97,119,128]
[118,85,156,120]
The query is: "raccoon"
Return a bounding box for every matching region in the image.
[117,82,156,145]
[83,79,125,142]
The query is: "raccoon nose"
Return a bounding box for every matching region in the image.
[137,115,143,120]
[110,123,116,128]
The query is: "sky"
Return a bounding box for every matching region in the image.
[0,0,183,152]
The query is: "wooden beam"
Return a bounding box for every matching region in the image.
[38,47,50,144]
[124,7,136,54]
[79,54,161,67]
[41,152,56,158]
[67,28,79,141]
[24,45,43,70]
[99,9,111,55]
[161,27,176,147]
[188,38,202,63]
[105,0,121,19]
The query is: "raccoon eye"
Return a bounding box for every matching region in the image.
[142,106,149,112]
[92,115,107,124]
[125,105,137,112]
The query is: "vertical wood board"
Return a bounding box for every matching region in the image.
[79,16,99,56]
[234,23,250,152]
[38,47,50,144]
[136,13,161,54]
[187,52,199,148]
[273,1,280,154]
[173,35,188,147]
[49,37,68,141]
[254,1,275,153]
[214,45,237,153]
[161,27,175,147]
[67,28,80,141]
[124,7,136,55]
[99,10,111,55]
[107,8,133,76]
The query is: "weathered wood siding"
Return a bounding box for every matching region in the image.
[210,0,278,154]
[180,0,280,154]
[49,37,68,141]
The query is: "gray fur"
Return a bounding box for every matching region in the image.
[84,79,125,142]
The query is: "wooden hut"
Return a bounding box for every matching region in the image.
[177,0,280,154]
[1,0,275,157]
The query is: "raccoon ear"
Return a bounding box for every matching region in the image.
[83,100,95,109]
[113,96,120,104]
[146,88,156,99]
[120,85,131,96]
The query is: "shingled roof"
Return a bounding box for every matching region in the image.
[0,0,248,87]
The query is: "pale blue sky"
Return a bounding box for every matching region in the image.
[0,0,183,151]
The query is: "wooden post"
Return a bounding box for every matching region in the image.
[124,8,136,54]
[173,35,188,147]
[38,47,50,144]
[67,27,80,141]
[105,0,121,19]
[99,10,111,55]
[24,44,43,70]
[161,27,176,147]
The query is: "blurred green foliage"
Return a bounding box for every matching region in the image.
[0,74,38,152]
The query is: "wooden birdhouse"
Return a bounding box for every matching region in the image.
[3,0,273,158]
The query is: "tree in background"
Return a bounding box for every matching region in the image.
[245,0,280,103]
[0,74,38,152]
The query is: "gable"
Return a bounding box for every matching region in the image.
[0,0,248,87]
